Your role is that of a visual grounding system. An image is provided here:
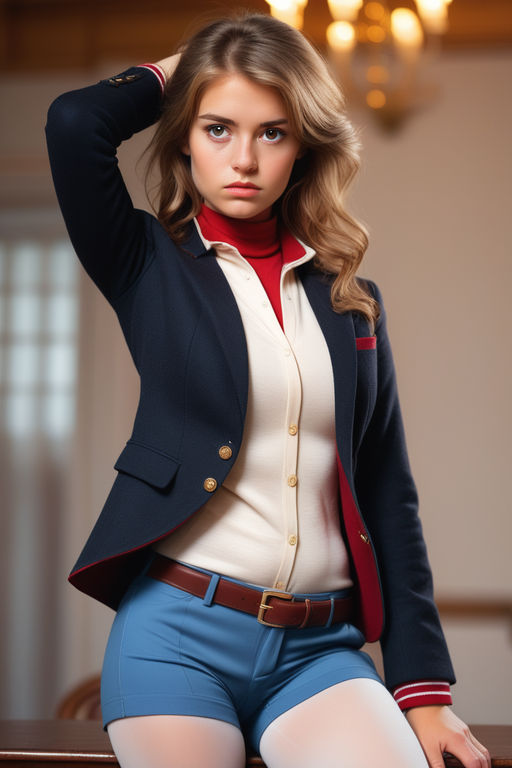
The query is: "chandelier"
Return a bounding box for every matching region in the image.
[265,0,453,130]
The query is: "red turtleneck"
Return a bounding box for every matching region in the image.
[197,204,304,330]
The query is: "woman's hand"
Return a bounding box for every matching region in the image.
[155,53,181,81]
[405,705,491,768]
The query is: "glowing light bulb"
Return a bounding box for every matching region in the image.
[266,0,295,9]
[414,0,448,33]
[366,89,386,109]
[326,20,356,51]
[364,2,385,21]
[367,24,386,43]
[265,0,305,29]
[416,0,445,10]
[327,0,363,22]
[391,8,424,47]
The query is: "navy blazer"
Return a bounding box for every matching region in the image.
[45,66,455,693]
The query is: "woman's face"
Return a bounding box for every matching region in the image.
[183,73,303,221]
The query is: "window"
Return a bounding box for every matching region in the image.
[0,238,78,441]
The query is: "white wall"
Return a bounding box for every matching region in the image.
[350,50,512,601]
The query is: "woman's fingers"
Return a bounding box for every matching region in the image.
[441,721,491,768]
[467,731,492,768]
[405,705,491,768]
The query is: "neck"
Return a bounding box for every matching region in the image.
[197,204,280,259]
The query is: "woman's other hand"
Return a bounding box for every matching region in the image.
[405,705,491,768]
[155,53,181,82]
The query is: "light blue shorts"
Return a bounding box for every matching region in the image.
[101,558,383,752]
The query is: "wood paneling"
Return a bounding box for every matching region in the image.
[0,0,511,73]
[0,721,511,766]
[437,597,512,623]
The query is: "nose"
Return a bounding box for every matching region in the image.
[231,137,258,174]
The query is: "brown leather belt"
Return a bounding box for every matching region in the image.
[148,555,354,629]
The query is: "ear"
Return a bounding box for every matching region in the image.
[296,146,307,160]
[181,141,191,156]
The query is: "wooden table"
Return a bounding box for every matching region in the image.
[0,721,511,767]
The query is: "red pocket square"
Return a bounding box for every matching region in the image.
[356,336,377,350]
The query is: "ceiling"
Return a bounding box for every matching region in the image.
[1,0,511,73]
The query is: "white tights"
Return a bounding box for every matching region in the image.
[107,678,429,768]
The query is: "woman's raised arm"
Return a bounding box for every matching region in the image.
[155,53,181,80]
[45,65,164,303]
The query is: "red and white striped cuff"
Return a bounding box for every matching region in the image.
[392,680,453,711]
[138,63,166,95]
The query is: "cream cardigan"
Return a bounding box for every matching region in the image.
[156,221,352,594]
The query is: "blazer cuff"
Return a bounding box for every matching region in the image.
[138,63,166,94]
[392,680,453,711]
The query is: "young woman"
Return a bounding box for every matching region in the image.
[46,12,490,768]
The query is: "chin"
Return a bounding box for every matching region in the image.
[218,202,271,221]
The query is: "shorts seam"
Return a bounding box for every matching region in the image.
[259,664,383,715]
[179,601,245,704]
[116,592,137,719]
[103,692,235,706]
[102,692,240,730]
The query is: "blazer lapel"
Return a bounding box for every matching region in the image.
[299,267,357,481]
[185,243,249,424]
[300,268,384,640]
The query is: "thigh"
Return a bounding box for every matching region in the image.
[108,714,246,768]
[259,678,429,768]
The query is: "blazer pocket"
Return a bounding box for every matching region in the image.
[114,440,180,489]
[356,336,377,351]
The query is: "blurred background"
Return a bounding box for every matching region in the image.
[0,0,511,725]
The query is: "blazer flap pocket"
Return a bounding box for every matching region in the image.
[114,441,180,489]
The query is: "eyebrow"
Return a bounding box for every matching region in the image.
[198,113,289,128]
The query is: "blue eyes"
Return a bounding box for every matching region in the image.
[205,124,285,143]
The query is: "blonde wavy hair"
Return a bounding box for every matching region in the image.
[147,12,378,329]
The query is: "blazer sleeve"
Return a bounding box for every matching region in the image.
[45,66,163,303]
[354,281,456,691]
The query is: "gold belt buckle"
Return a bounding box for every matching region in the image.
[257,589,293,627]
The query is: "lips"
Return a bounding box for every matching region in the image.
[225,182,261,189]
